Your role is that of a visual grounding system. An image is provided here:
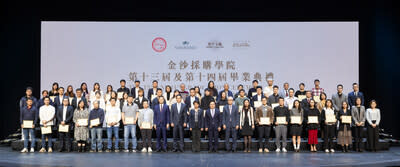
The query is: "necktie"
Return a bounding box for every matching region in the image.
[212,109,214,117]
[286,90,288,97]
[229,106,232,115]
[355,92,358,96]
[160,104,163,111]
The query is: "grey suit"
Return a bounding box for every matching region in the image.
[331,93,348,111]
[351,106,366,126]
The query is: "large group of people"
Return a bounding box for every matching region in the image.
[19,78,381,154]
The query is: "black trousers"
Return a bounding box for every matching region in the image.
[257,125,271,149]
[323,125,335,150]
[208,127,219,151]
[225,126,238,151]
[141,129,152,148]
[173,125,184,151]
[192,123,201,152]
[58,132,71,150]
[367,124,379,150]
[353,126,364,149]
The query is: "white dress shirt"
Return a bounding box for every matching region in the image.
[39,105,56,125]
[105,105,121,127]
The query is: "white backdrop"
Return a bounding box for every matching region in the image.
[41,21,358,97]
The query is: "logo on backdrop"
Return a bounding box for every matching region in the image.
[232,40,250,48]
[175,41,196,49]
[152,37,167,52]
[206,40,224,49]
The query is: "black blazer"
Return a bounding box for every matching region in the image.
[54,95,68,108]
[147,88,157,102]
[205,108,221,129]
[188,108,204,129]
[71,96,88,110]
[170,103,187,125]
[130,87,143,98]
[134,96,148,109]
[338,109,352,131]
[56,105,74,125]
[305,108,321,130]
[184,96,199,110]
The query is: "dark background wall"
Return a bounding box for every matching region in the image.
[1,1,399,139]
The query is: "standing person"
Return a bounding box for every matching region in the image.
[117,79,130,98]
[332,84,348,112]
[348,83,365,107]
[234,84,245,99]
[278,82,290,99]
[151,88,166,109]
[267,86,280,107]
[20,87,38,109]
[147,80,159,104]
[163,85,174,103]
[235,89,250,107]
[105,98,121,152]
[49,82,59,97]
[185,88,199,111]
[351,97,366,152]
[305,100,320,152]
[170,95,187,152]
[73,100,90,152]
[273,97,290,152]
[301,91,313,111]
[290,100,303,152]
[284,88,297,110]
[89,101,105,152]
[71,88,88,110]
[240,99,255,153]
[188,101,203,152]
[80,82,89,99]
[222,97,240,152]
[122,95,139,152]
[251,86,265,108]
[200,89,215,111]
[311,79,324,97]
[130,80,143,98]
[366,100,380,152]
[218,83,233,102]
[248,80,259,99]
[65,85,75,99]
[338,101,352,152]
[38,90,54,108]
[205,101,221,153]
[256,97,273,153]
[179,83,189,100]
[294,83,306,98]
[153,96,170,152]
[138,100,154,152]
[322,100,337,153]
[54,87,67,108]
[90,83,103,102]
[263,77,274,98]
[56,98,74,152]
[134,89,147,109]
[20,98,38,153]
[207,81,218,99]
[39,97,56,153]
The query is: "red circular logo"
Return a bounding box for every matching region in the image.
[152,37,167,52]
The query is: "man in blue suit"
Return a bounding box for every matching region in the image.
[222,97,240,152]
[170,95,187,152]
[251,86,265,108]
[151,88,166,109]
[348,83,365,107]
[56,98,74,152]
[217,84,233,101]
[54,87,67,108]
[147,80,159,105]
[153,96,170,152]
[71,88,88,110]
[184,88,199,111]
[205,101,221,153]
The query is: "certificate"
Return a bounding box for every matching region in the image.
[260,117,270,125]
[291,116,301,124]
[219,106,224,113]
[326,115,337,123]
[58,125,69,132]
[252,92,257,97]
[342,115,352,124]
[308,116,318,124]
[271,103,279,109]
[117,92,124,99]
[141,122,151,129]
[90,118,100,126]
[23,120,33,128]
[69,97,74,104]
[313,96,321,103]
[297,95,306,101]
[276,116,286,124]
[49,96,56,102]
[254,101,262,108]
[41,126,52,134]
[77,119,88,126]
[125,117,135,124]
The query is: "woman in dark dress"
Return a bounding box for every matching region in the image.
[240,99,255,152]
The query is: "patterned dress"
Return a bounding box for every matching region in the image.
[73,108,90,141]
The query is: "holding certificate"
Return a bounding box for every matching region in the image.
[39,97,55,153]
[290,100,303,152]
[73,100,90,152]
[255,97,273,152]
[337,101,352,152]
[56,98,74,152]
[273,97,289,152]
[322,100,337,153]
[306,100,320,152]
[20,98,38,153]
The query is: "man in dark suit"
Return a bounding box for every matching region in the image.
[184,88,199,111]
[301,91,313,112]
[54,87,67,108]
[348,83,365,107]
[134,89,147,109]
[71,88,88,110]
[170,95,187,152]
[130,80,143,98]
[56,98,74,152]
[222,97,240,152]
[147,80,159,104]
[151,88,166,109]
[205,101,221,152]
[153,96,170,152]
[251,86,265,108]
[217,83,233,101]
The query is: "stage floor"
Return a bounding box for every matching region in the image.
[1,146,400,167]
